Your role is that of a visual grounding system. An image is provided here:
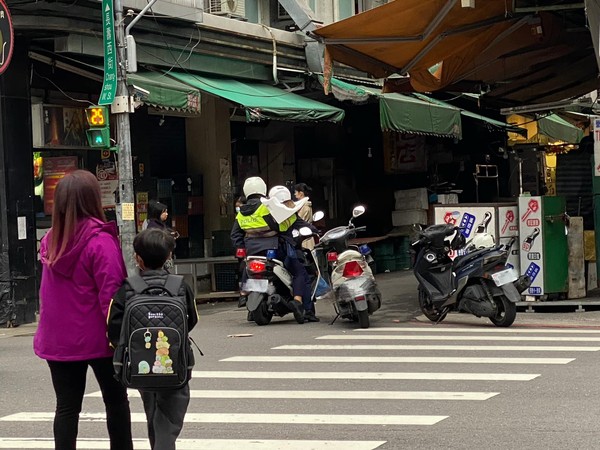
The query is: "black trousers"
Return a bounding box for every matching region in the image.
[140,384,190,450]
[47,357,133,450]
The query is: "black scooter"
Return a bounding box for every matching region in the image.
[411,224,530,327]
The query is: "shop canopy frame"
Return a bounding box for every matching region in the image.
[327,77,462,138]
[313,0,599,106]
[29,51,203,114]
[167,71,345,123]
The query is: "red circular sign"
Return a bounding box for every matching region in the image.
[0,0,14,76]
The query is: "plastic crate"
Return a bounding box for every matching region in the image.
[214,263,239,291]
[171,215,188,238]
[187,196,204,215]
[373,241,394,257]
[188,216,204,241]
[376,255,396,273]
[171,193,189,215]
[156,179,172,198]
[395,255,411,270]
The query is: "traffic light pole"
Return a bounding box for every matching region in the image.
[114,0,136,275]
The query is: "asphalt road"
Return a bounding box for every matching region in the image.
[2,271,600,449]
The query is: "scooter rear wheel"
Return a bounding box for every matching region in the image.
[357,310,370,328]
[253,299,273,326]
[489,295,516,327]
[418,288,447,323]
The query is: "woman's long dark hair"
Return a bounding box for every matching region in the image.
[46,170,106,264]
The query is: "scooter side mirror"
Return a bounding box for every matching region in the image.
[352,205,366,218]
[299,226,313,237]
[312,211,325,222]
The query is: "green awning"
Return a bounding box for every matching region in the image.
[412,93,528,137]
[127,72,201,113]
[168,72,345,123]
[538,114,584,144]
[328,77,462,138]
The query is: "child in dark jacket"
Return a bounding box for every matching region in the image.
[108,229,199,450]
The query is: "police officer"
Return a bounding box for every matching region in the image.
[230,177,306,323]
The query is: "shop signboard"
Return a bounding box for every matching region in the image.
[518,196,544,295]
[42,156,78,215]
[433,205,496,258]
[498,204,520,272]
[99,0,117,106]
[0,0,14,76]
[593,117,600,176]
[96,151,118,209]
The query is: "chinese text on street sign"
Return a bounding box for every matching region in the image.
[99,0,117,105]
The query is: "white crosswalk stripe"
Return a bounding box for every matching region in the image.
[221,355,574,364]
[354,327,600,333]
[273,344,600,351]
[2,325,595,448]
[316,334,600,341]
[0,438,387,450]
[190,370,540,381]
[0,412,448,426]
[86,389,499,401]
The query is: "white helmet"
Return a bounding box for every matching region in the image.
[243,177,267,197]
[469,233,495,250]
[268,185,291,203]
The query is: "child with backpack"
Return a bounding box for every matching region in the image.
[108,228,199,450]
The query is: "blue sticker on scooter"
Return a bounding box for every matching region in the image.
[525,262,540,282]
[459,213,476,237]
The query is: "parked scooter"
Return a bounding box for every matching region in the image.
[237,212,325,326]
[411,223,530,327]
[313,206,382,328]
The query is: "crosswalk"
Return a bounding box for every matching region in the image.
[2,323,600,449]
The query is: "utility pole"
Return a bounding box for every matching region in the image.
[113,0,136,275]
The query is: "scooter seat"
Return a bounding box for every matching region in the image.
[337,250,363,264]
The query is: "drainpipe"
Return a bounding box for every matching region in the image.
[261,25,279,85]
[276,0,325,74]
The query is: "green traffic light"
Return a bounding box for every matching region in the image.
[95,134,104,145]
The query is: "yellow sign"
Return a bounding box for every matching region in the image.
[121,202,135,221]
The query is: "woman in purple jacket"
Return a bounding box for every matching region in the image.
[34,170,133,450]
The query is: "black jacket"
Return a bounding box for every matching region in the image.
[230,198,316,256]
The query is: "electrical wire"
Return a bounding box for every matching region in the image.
[32,69,95,106]
[145,0,295,99]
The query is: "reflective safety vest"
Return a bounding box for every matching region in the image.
[236,204,297,235]
[236,204,275,236]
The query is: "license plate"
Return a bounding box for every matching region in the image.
[491,268,518,286]
[244,279,269,293]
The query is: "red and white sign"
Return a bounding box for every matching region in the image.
[0,0,14,76]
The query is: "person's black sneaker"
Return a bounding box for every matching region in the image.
[289,300,305,324]
[304,311,320,322]
[238,296,248,308]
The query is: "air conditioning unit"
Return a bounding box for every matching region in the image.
[208,0,246,18]
[277,3,290,19]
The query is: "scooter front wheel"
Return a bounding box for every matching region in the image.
[418,288,447,323]
[489,295,516,327]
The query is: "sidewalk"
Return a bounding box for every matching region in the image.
[3,271,600,337]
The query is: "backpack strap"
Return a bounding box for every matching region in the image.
[163,274,184,296]
[127,275,149,294]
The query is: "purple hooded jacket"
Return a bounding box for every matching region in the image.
[34,217,126,362]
